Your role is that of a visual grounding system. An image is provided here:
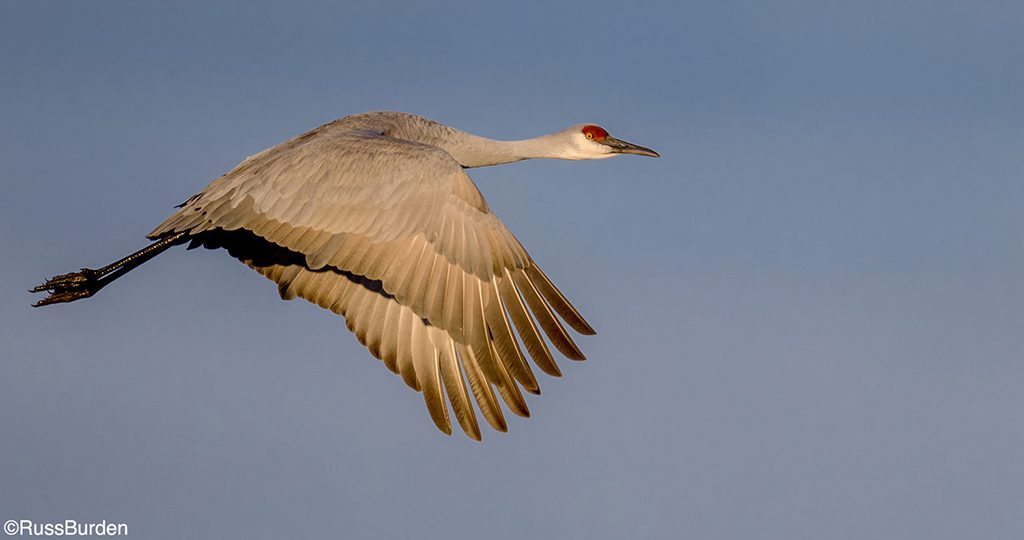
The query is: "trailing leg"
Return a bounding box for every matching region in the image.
[31,231,190,307]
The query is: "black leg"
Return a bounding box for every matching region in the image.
[31,231,189,307]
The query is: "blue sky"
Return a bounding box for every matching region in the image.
[2,1,1022,538]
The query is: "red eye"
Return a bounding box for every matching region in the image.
[582,125,608,141]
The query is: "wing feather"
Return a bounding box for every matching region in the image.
[412,321,450,435]
[422,250,449,326]
[498,270,560,377]
[456,342,507,432]
[513,270,586,361]
[361,288,389,359]
[485,336,530,418]
[484,280,538,393]
[395,303,420,391]
[378,300,401,374]
[526,265,596,336]
[434,331,480,440]
[441,262,465,341]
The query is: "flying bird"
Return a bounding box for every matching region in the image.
[32,111,659,439]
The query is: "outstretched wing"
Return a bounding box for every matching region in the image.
[150,123,594,439]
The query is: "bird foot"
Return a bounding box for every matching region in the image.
[31,268,102,306]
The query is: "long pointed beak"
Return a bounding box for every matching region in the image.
[601,136,660,157]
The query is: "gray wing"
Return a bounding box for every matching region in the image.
[149,123,594,439]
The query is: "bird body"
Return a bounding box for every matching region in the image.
[33,111,658,439]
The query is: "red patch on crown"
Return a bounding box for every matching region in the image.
[582,125,608,141]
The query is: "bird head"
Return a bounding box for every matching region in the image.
[558,124,660,160]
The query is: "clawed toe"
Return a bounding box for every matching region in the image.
[30,268,100,306]
[32,289,95,307]
[33,273,82,292]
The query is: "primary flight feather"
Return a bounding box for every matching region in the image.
[32,111,659,439]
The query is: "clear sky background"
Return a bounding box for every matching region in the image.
[2,1,1022,538]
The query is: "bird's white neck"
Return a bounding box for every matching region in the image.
[365,113,606,168]
[441,131,583,168]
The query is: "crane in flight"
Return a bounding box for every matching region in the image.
[32,111,659,439]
